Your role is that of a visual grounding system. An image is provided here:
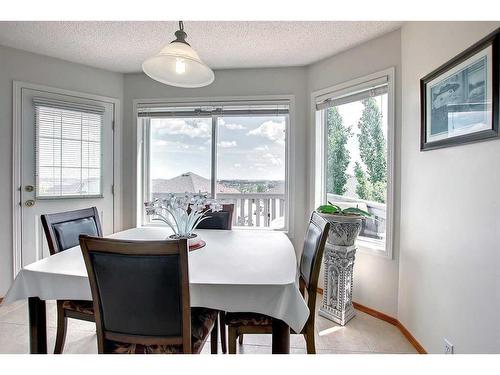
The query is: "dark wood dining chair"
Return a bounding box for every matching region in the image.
[79,235,219,354]
[195,203,234,353]
[223,212,330,354]
[195,203,234,230]
[41,207,102,354]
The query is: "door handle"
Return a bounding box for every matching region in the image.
[25,200,35,207]
[25,185,34,192]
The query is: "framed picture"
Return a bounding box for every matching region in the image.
[420,28,499,151]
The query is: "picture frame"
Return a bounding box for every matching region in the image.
[420,28,500,151]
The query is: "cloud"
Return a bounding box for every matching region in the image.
[248,120,285,144]
[254,145,269,151]
[223,123,245,130]
[263,153,283,166]
[155,119,211,138]
[218,141,237,148]
[152,139,189,149]
[152,139,168,146]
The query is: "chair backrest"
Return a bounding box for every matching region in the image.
[195,204,234,230]
[41,207,103,255]
[299,212,330,319]
[79,235,191,354]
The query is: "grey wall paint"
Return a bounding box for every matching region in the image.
[399,21,500,353]
[122,68,309,252]
[306,30,402,317]
[0,45,123,296]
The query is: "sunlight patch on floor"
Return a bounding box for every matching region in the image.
[318,325,344,336]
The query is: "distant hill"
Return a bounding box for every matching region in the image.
[152,172,285,195]
[152,172,239,194]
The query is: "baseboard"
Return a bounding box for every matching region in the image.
[352,302,398,326]
[317,288,426,354]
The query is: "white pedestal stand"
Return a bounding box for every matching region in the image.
[318,243,357,326]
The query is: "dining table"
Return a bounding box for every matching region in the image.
[2,226,309,354]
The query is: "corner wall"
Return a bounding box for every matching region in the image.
[399,21,500,353]
[306,30,402,317]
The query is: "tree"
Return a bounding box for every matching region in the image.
[355,98,387,203]
[354,162,371,200]
[326,107,351,195]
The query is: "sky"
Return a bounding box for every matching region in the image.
[149,115,286,181]
[148,94,387,184]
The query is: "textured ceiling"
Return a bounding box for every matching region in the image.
[0,21,402,72]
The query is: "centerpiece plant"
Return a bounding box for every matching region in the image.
[144,192,222,239]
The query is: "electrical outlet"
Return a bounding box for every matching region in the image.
[444,338,454,354]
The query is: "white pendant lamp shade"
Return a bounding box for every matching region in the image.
[142,22,215,88]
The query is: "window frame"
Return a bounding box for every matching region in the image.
[135,96,295,236]
[312,68,395,259]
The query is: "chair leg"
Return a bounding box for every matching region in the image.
[304,329,316,354]
[238,333,243,345]
[54,304,67,354]
[219,311,227,354]
[228,326,238,354]
[210,315,218,354]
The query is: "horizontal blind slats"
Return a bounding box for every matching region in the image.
[35,102,103,198]
[137,102,290,118]
[316,85,388,110]
[315,75,389,110]
[33,97,105,114]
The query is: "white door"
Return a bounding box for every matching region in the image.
[20,87,115,266]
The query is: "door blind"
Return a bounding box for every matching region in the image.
[34,98,104,198]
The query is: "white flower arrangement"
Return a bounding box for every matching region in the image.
[144,192,222,238]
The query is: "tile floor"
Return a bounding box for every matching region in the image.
[0,297,417,354]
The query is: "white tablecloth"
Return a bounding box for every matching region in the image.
[3,227,309,333]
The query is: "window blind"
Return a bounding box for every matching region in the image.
[34,97,104,198]
[316,76,389,110]
[137,101,290,118]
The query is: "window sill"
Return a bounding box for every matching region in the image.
[356,238,392,259]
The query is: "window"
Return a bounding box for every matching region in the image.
[34,98,104,198]
[139,101,289,230]
[148,117,213,198]
[315,70,394,256]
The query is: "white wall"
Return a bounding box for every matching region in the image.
[0,45,123,296]
[306,30,402,317]
[399,21,500,353]
[122,68,309,252]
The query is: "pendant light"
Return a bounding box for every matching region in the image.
[142,21,215,88]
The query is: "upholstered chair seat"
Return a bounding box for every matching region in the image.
[224,312,273,327]
[109,307,218,354]
[60,300,94,316]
